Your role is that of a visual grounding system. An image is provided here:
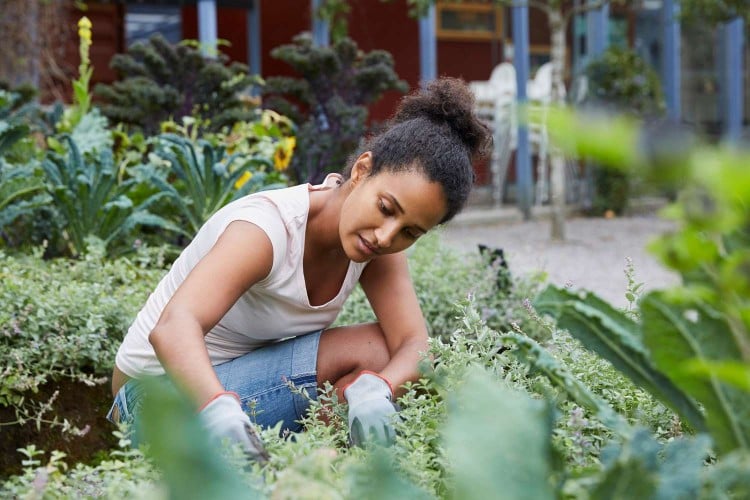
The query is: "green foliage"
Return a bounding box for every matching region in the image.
[540,108,750,459]
[95,34,259,136]
[584,47,664,117]
[583,47,664,216]
[137,377,262,498]
[0,249,164,428]
[149,133,288,238]
[444,369,555,500]
[335,231,547,341]
[262,33,407,183]
[42,136,178,257]
[0,123,47,236]
[681,0,750,25]
[534,286,707,434]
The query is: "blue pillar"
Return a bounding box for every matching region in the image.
[419,5,437,85]
[722,17,745,144]
[587,1,610,57]
[513,5,532,219]
[661,0,681,121]
[247,0,261,76]
[311,0,329,47]
[197,0,218,57]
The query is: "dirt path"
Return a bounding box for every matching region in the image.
[437,214,680,308]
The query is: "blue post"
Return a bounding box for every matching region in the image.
[247,0,261,76]
[197,0,218,57]
[586,1,610,58]
[311,0,330,47]
[722,17,744,144]
[419,5,437,85]
[513,5,532,219]
[661,0,681,121]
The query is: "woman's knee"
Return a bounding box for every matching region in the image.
[316,323,390,383]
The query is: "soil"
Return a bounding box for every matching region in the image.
[0,378,117,478]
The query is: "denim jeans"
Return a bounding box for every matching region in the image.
[107,330,321,437]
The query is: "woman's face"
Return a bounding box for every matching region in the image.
[339,158,448,262]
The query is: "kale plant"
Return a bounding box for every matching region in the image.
[95,35,258,136]
[262,33,407,184]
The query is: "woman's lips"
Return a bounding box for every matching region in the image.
[358,235,378,256]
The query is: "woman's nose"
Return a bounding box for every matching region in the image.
[374,222,400,248]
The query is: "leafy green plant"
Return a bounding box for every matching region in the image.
[149,133,288,238]
[537,109,750,457]
[95,34,259,136]
[582,47,665,216]
[262,33,407,183]
[42,135,177,257]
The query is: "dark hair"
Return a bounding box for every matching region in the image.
[344,77,492,223]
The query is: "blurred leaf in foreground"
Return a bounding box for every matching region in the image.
[443,368,555,500]
[137,377,260,499]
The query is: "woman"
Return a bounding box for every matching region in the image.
[108,77,491,458]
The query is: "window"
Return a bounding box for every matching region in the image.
[436,1,503,42]
[125,4,182,47]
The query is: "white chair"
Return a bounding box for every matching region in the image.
[470,62,568,207]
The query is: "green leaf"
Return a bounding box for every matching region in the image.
[503,332,631,436]
[443,368,555,500]
[682,360,750,392]
[137,377,260,499]
[534,285,706,432]
[641,291,750,452]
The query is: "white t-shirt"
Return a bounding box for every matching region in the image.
[115,174,369,378]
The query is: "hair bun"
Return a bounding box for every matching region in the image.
[393,77,491,159]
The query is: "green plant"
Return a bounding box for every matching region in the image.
[262,33,407,183]
[57,17,94,133]
[95,34,259,136]
[537,109,750,458]
[42,135,177,257]
[334,232,547,342]
[583,47,665,216]
[149,133,288,238]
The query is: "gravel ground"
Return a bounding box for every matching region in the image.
[437,213,680,308]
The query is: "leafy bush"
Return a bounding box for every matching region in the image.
[0,248,165,431]
[148,121,290,238]
[95,34,258,136]
[262,33,407,183]
[583,47,664,216]
[41,136,177,257]
[335,231,547,341]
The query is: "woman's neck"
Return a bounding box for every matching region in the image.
[306,187,347,260]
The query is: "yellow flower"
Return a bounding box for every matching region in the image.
[273,137,296,171]
[234,171,253,189]
[78,17,92,43]
[78,16,92,30]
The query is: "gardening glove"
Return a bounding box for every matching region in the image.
[343,371,398,447]
[199,391,270,463]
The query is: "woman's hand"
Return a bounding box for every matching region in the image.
[199,391,270,462]
[343,371,397,446]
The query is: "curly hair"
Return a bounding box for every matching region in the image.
[343,77,492,223]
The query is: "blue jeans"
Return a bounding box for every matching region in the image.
[107,330,321,437]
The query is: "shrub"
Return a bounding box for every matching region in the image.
[0,247,165,467]
[262,33,407,183]
[95,35,258,136]
[583,47,664,216]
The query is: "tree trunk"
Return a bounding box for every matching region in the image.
[548,7,567,240]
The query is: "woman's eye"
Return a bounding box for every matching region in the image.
[378,199,392,215]
[404,228,420,239]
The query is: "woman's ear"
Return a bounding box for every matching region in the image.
[350,152,373,185]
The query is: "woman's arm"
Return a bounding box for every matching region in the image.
[149,220,274,409]
[358,251,430,397]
